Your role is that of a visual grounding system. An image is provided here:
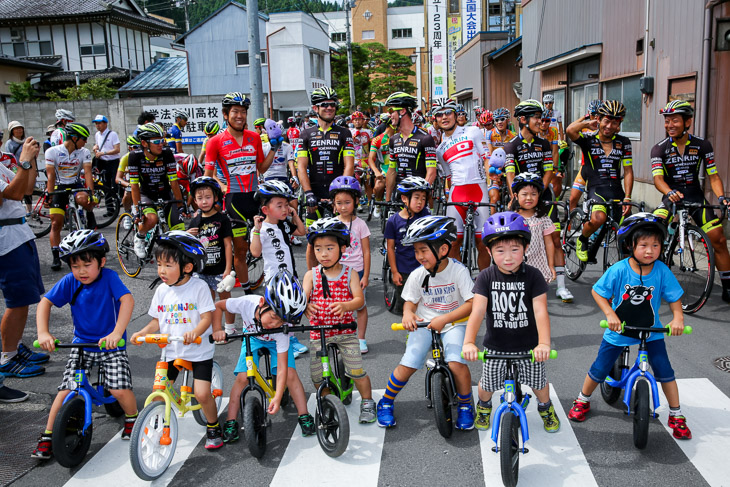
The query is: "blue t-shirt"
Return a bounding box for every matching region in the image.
[593,258,683,346]
[384,209,430,275]
[44,268,131,349]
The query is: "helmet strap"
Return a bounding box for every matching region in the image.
[422,242,450,290]
[254,304,272,331]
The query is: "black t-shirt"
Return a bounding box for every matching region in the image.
[472,264,548,352]
[188,211,233,275]
[388,126,437,182]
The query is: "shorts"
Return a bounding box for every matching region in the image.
[0,240,44,308]
[166,358,213,383]
[309,333,366,384]
[586,186,623,216]
[195,272,222,291]
[587,338,675,384]
[479,349,547,393]
[654,192,721,233]
[572,170,586,193]
[234,336,295,376]
[447,183,490,237]
[50,182,84,216]
[225,192,258,238]
[59,348,132,391]
[139,194,184,230]
[400,325,466,369]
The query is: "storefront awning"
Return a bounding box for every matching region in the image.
[451,87,473,100]
[528,43,602,72]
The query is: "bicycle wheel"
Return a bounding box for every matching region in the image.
[27,190,52,238]
[52,397,92,468]
[602,223,621,271]
[91,186,120,229]
[116,213,142,278]
[665,225,714,314]
[563,208,586,281]
[632,379,650,450]
[247,252,265,291]
[382,258,398,312]
[243,395,267,458]
[316,395,349,458]
[192,361,224,426]
[499,410,521,487]
[130,401,178,481]
[600,359,623,405]
[432,371,454,439]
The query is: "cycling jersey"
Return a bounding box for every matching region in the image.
[165,123,183,153]
[370,133,390,172]
[504,136,554,176]
[50,128,66,147]
[480,128,491,151]
[650,135,716,191]
[204,128,264,194]
[44,145,92,185]
[427,125,441,146]
[388,126,437,182]
[351,128,373,166]
[0,152,17,171]
[539,126,559,145]
[436,126,488,185]
[263,142,294,180]
[127,148,178,199]
[574,132,632,192]
[488,129,517,150]
[548,109,563,131]
[297,125,355,188]
[286,127,301,152]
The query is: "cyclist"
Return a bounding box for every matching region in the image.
[50,109,75,147]
[116,135,141,229]
[566,100,602,212]
[253,118,270,143]
[367,117,394,217]
[542,94,564,140]
[175,153,202,204]
[566,100,634,264]
[286,116,301,151]
[128,123,186,259]
[45,123,96,271]
[432,98,491,270]
[487,107,516,155]
[538,108,562,203]
[455,105,468,127]
[203,92,276,294]
[165,109,188,154]
[651,100,730,302]
[350,111,373,210]
[478,110,494,150]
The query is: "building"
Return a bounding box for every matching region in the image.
[0,55,60,100]
[117,57,188,98]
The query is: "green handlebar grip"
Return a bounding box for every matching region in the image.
[599,320,608,328]
[32,338,60,349]
[549,350,558,359]
[99,339,126,348]
[684,326,693,335]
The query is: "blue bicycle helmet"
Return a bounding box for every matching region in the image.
[59,229,109,262]
[264,270,308,324]
[329,175,361,199]
[189,176,222,199]
[254,180,294,202]
[401,216,457,246]
[482,211,531,247]
[396,176,431,197]
[617,212,667,250]
[156,230,207,273]
[511,172,544,194]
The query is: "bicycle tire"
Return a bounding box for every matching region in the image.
[103,389,125,417]
[664,225,714,314]
[52,397,93,468]
[315,395,350,458]
[91,186,120,229]
[247,252,265,290]
[602,223,621,271]
[563,208,586,281]
[499,410,521,487]
[28,190,52,238]
[116,213,142,278]
[192,361,223,426]
[382,259,398,311]
[243,395,267,458]
[432,371,454,439]
[633,379,650,449]
[600,359,623,405]
[130,401,178,481]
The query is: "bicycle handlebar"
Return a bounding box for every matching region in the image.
[33,338,126,349]
[460,349,558,362]
[134,334,203,345]
[599,320,692,335]
[670,201,728,219]
[391,322,430,331]
[210,322,358,343]
[373,201,403,208]
[47,188,92,195]
[445,201,496,208]
[139,199,184,209]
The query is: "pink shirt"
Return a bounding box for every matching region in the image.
[339,217,370,272]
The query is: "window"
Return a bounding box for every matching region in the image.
[392,28,412,39]
[569,57,600,84]
[310,51,325,79]
[236,50,267,67]
[488,3,501,15]
[488,16,502,27]
[362,30,375,40]
[28,41,52,56]
[80,44,105,56]
[331,32,347,43]
[603,75,642,137]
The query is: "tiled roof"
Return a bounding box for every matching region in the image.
[118,57,188,93]
[43,66,130,83]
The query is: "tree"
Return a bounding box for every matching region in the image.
[47,78,117,101]
[331,44,371,113]
[8,81,39,102]
[362,42,416,106]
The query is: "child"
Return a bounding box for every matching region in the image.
[383,176,431,312]
[462,212,561,433]
[376,216,475,429]
[34,230,137,460]
[303,218,376,423]
[510,172,556,283]
[250,180,309,357]
[567,213,691,439]
[216,270,316,442]
[330,176,372,353]
[187,177,235,335]
[129,231,223,449]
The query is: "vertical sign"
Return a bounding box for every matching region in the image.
[447,16,461,96]
[462,0,481,45]
[428,0,447,100]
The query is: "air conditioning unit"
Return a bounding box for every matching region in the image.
[10,29,23,41]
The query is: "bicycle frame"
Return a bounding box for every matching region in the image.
[490,363,530,453]
[239,334,278,413]
[603,346,661,417]
[62,356,122,433]
[420,327,457,409]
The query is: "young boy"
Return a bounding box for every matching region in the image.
[567,213,691,439]
[34,230,137,460]
[303,217,376,423]
[383,176,431,312]
[130,231,223,449]
[376,216,475,429]
[462,211,561,433]
[216,270,316,442]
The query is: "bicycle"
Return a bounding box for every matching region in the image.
[445,200,495,277]
[373,199,402,234]
[598,320,693,449]
[32,339,126,468]
[129,334,223,481]
[660,201,727,314]
[27,188,53,238]
[46,187,96,234]
[468,348,558,487]
[431,177,447,216]
[89,167,120,229]
[354,165,376,221]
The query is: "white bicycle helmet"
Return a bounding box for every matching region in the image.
[55,109,75,122]
[59,230,109,262]
[264,270,308,324]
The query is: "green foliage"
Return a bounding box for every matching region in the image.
[332,44,371,112]
[47,78,117,101]
[387,0,423,6]
[8,81,39,102]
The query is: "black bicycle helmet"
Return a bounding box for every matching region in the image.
[264,270,308,324]
[307,217,350,246]
[203,121,220,135]
[254,180,294,202]
[587,99,602,115]
[513,99,544,119]
[311,87,339,105]
[156,230,207,273]
[59,229,109,262]
[511,172,544,194]
[660,100,694,118]
[189,176,223,199]
[137,123,165,140]
[597,100,626,119]
[222,92,251,108]
[64,123,90,140]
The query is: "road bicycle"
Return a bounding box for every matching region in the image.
[599,320,692,449]
[90,166,121,228]
[129,334,223,481]
[445,200,495,277]
[354,165,376,221]
[431,177,447,216]
[32,339,126,468]
[373,199,402,234]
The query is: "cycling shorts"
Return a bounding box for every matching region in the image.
[50,182,85,215]
[572,171,586,193]
[447,183,490,238]
[225,192,258,238]
[653,191,721,233]
[139,194,184,231]
[586,186,624,216]
[542,187,562,231]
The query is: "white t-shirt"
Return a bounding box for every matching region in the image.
[45,145,91,185]
[94,129,121,161]
[260,220,294,280]
[401,259,475,333]
[225,295,289,353]
[262,142,294,180]
[0,163,36,256]
[148,277,216,361]
[339,216,370,272]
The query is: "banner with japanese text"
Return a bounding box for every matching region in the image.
[428,0,447,100]
[447,16,461,96]
[142,103,225,145]
[462,0,481,45]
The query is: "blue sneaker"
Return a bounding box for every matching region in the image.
[455,403,475,431]
[0,355,45,378]
[290,336,308,358]
[17,343,50,365]
[376,399,396,428]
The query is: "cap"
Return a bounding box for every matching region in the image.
[92,114,108,123]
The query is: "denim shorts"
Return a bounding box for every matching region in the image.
[0,240,44,308]
[234,336,295,376]
[194,272,221,292]
[588,338,676,384]
[399,325,466,369]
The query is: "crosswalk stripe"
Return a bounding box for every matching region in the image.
[270,390,386,487]
[476,384,598,486]
[656,378,730,487]
[64,398,229,487]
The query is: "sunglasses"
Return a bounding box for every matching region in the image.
[317,102,337,108]
[147,139,164,145]
[495,118,508,122]
[434,111,454,118]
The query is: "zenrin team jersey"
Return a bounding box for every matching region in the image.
[651,135,716,191]
[205,129,264,194]
[127,148,178,199]
[44,145,92,185]
[503,135,554,176]
[574,132,632,191]
[388,126,437,181]
[165,124,183,153]
[436,126,488,185]
[297,125,355,188]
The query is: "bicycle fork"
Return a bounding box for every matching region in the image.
[622,351,660,417]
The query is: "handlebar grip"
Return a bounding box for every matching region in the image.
[599,320,609,329]
[192,336,202,344]
[391,323,406,331]
[666,324,693,335]
[33,339,58,349]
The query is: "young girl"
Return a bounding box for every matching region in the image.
[329,176,372,354]
[510,172,556,283]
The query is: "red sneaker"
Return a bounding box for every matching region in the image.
[122,415,137,440]
[668,415,692,440]
[567,400,591,422]
[31,433,52,460]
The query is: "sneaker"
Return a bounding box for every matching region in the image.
[205,424,224,450]
[121,415,137,440]
[359,398,377,424]
[556,287,574,303]
[291,236,303,246]
[17,343,50,365]
[567,399,591,422]
[0,355,45,378]
[290,336,308,358]
[455,403,475,431]
[31,433,52,460]
[0,385,29,403]
[668,415,692,440]
[133,234,147,259]
[539,404,561,433]
[51,255,62,271]
[474,404,492,430]
[298,414,316,437]
[376,399,396,428]
[123,215,132,230]
[373,206,381,219]
[222,419,240,443]
[722,288,730,304]
[575,238,588,262]
[359,339,369,354]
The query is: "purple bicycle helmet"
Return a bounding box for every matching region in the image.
[482,211,531,247]
[329,175,361,198]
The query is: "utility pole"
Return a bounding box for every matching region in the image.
[248,0,265,120]
[175,0,192,31]
[345,0,356,111]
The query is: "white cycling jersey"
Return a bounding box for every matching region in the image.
[44,144,91,185]
[436,125,488,186]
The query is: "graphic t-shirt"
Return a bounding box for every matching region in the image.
[262,142,294,180]
[351,128,373,163]
[260,220,296,280]
[188,211,233,275]
[339,217,370,272]
[384,209,430,274]
[472,264,548,352]
[148,277,216,361]
[225,295,289,352]
[0,163,36,255]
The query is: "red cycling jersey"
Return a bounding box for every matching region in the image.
[204,128,264,194]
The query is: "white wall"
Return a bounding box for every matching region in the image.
[387,6,425,49]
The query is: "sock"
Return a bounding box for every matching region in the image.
[478,399,492,409]
[555,266,566,289]
[52,247,60,260]
[224,323,235,334]
[207,422,219,429]
[0,350,17,365]
[382,373,408,403]
[578,234,588,245]
[126,412,138,418]
[457,392,473,405]
[537,400,552,412]
[720,271,730,291]
[578,392,591,403]
[669,406,683,417]
[359,338,367,345]
[240,280,250,291]
[44,429,52,435]
[136,232,145,239]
